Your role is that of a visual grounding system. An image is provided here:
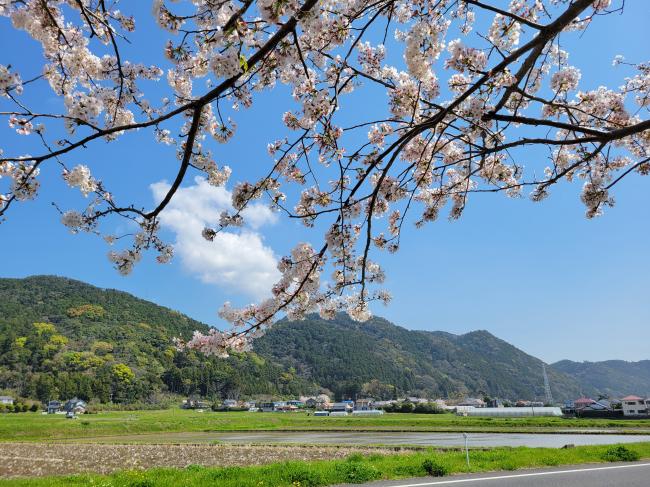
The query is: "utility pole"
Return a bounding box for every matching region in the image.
[463,433,470,471]
[543,364,554,405]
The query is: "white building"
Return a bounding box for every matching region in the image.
[331,402,353,413]
[463,406,563,418]
[621,395,649,417]
[0,396,14,405]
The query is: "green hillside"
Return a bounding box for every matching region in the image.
[254,314,583,401]
[3,275,640,405]
[0,276,316,404]
[552,360,650,398]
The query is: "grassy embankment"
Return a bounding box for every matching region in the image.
[2,410,650,442]
[2,443,649,486]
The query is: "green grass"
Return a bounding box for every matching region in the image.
[2,410,650,442]
[3,443,649,486]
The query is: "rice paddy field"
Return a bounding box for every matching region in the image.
[2,410,650,484]
[1,409,649,443]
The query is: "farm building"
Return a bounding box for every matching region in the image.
[331,402,354,413]
[461,407,563,417]
[351,409,384,416]
[0,396,14,405]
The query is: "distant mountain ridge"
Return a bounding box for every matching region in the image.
[254,314,584,401]
[551,360,650,398]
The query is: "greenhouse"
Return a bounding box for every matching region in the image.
[460,407,563,418]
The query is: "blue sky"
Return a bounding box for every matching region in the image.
[1,2,648,364]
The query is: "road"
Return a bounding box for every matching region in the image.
[336,462,650,487]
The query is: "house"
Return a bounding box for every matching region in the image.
[0,396,14,405]
[621,395,649,417]
[515,400,544,408]
[258,401,276,412]
[275,403,299,412]
[255,401,297,412]
[458,398,485,408]
[573,399,623,418]
[305,395,332,408]
[331,402,354,413]
[47,400,62,414]
[63,398,87,414]
[573,397,596,410]
[355,399,374,411]
[223,399,238,409]
[273,401,289,411]
[182,396,210,409]
[286,400,304,408]
[486,398,503,408]
[406,397,429,404]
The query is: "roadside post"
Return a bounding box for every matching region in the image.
[463,433,470,471]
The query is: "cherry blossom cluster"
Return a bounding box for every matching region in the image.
[1,0,648,356]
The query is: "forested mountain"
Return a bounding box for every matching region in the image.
[0,276,316,404]
[552,360,650,398]
[1,276,644,404]
[254,314,584,401]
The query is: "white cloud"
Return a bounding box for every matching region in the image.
[150,177,280,299]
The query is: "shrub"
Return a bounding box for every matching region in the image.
[346,453,365,462]
[289,469,325,486]
[335,461,381,483]
[120,471,155,487]
[422,459,448,477]
[601,446,640,462]
[399,402,415,413]
[541,456,560,466]
[282,462,325,487]
[29,403,39,412]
